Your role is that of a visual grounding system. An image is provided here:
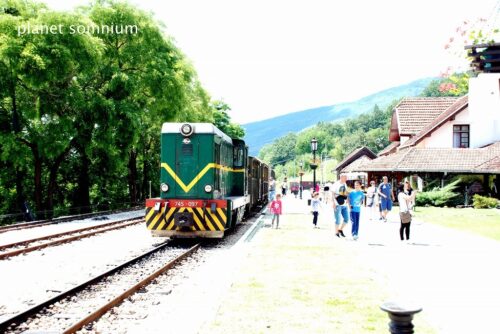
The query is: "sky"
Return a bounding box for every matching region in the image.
[43,0,499,124]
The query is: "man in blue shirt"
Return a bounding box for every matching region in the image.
[348,181,365,240]
[377,176,395,222]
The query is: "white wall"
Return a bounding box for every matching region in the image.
[419,107,470,148]
[468,73,500,148]
[419,73,500,148]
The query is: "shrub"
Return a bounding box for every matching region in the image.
[415,180,460,207]
[472,195,498,209]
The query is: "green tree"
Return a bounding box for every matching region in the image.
[212,100,245,139]
[0,0,219,220]
[1,3,104,216]
[421,73,469,97]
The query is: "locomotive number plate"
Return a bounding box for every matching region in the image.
[172,200,202,207]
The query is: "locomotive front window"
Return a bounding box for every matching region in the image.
[234,147,244,168]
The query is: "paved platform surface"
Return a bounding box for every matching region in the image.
[201,194,500,334]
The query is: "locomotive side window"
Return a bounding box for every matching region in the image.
[234,146,244,168]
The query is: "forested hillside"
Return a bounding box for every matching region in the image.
[258,103,394,179]
[244,77,434,156]
[0,0,242,221]
[259,73,469,180]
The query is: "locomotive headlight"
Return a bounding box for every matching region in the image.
[161,183,169,192]
[204,185,213,193]
[180,123,194,136]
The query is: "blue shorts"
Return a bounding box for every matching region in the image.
[380,198,393,211]
[334,205,349,225]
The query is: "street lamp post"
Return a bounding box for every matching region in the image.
[299,161,304,200]
[311,138,318,192]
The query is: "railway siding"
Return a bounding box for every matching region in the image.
[0,224,163,321]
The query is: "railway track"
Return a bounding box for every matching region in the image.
[0,241,200,333]
[0,218,143,260]
[0,207,142,234]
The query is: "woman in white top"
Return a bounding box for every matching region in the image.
[398,181,416,241]
[366,181,378,220]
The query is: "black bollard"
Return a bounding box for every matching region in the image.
[380,301,422,334]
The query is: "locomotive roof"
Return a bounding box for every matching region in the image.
[161,123,233,143]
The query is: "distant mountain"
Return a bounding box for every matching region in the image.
[243,78,434,156]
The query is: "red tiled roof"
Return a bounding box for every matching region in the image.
[341,156,373,173]
[401,95,469,148]
[356,148,411,172]
[334,146,377,172]
[475,157,500,173]
[378,141,400,156]
[395,97,459,135]
[358,142,500,173]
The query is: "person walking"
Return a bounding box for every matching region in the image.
[348,181,365,240]
[269,194,283,229]
[323,182,332,204]
[377,176,395,222]
[398,181,416,242]
[311,192,321,228]
[268,177,276,202]
[281,180,288,196]
[366,180,378,220]
[332,173,349,238]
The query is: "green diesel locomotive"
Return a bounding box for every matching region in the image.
[145,123,269,238]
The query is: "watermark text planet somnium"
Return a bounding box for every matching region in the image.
[17,23,138,36]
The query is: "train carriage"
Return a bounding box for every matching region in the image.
[247,156,270,211]
[145,123,250,238]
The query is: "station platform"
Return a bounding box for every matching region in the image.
[200,193,500,334]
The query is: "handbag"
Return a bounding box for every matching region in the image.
[400,211,412,224]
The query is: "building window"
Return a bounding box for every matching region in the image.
[453,125,469,148]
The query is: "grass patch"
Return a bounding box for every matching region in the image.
[203,215,437,334]
[415,207,500,241]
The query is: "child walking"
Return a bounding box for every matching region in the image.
[348,181,365,240]
[269,194,282,229]
[311,192,321,228]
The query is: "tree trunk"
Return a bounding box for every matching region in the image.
[142,151,149,199]
[10,81,27,216]
[75,151,91,214]
[14,167,26,213]
[46,143,73,216]
[128,149,138,205]
[33,147,44,217]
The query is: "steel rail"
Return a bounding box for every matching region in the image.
[63,243,200,333]
[0,240,175,332]
[0,207,142,234]
[0,218,143,251]
[0,219,143,260]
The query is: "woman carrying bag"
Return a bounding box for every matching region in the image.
[398,181,416,242]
